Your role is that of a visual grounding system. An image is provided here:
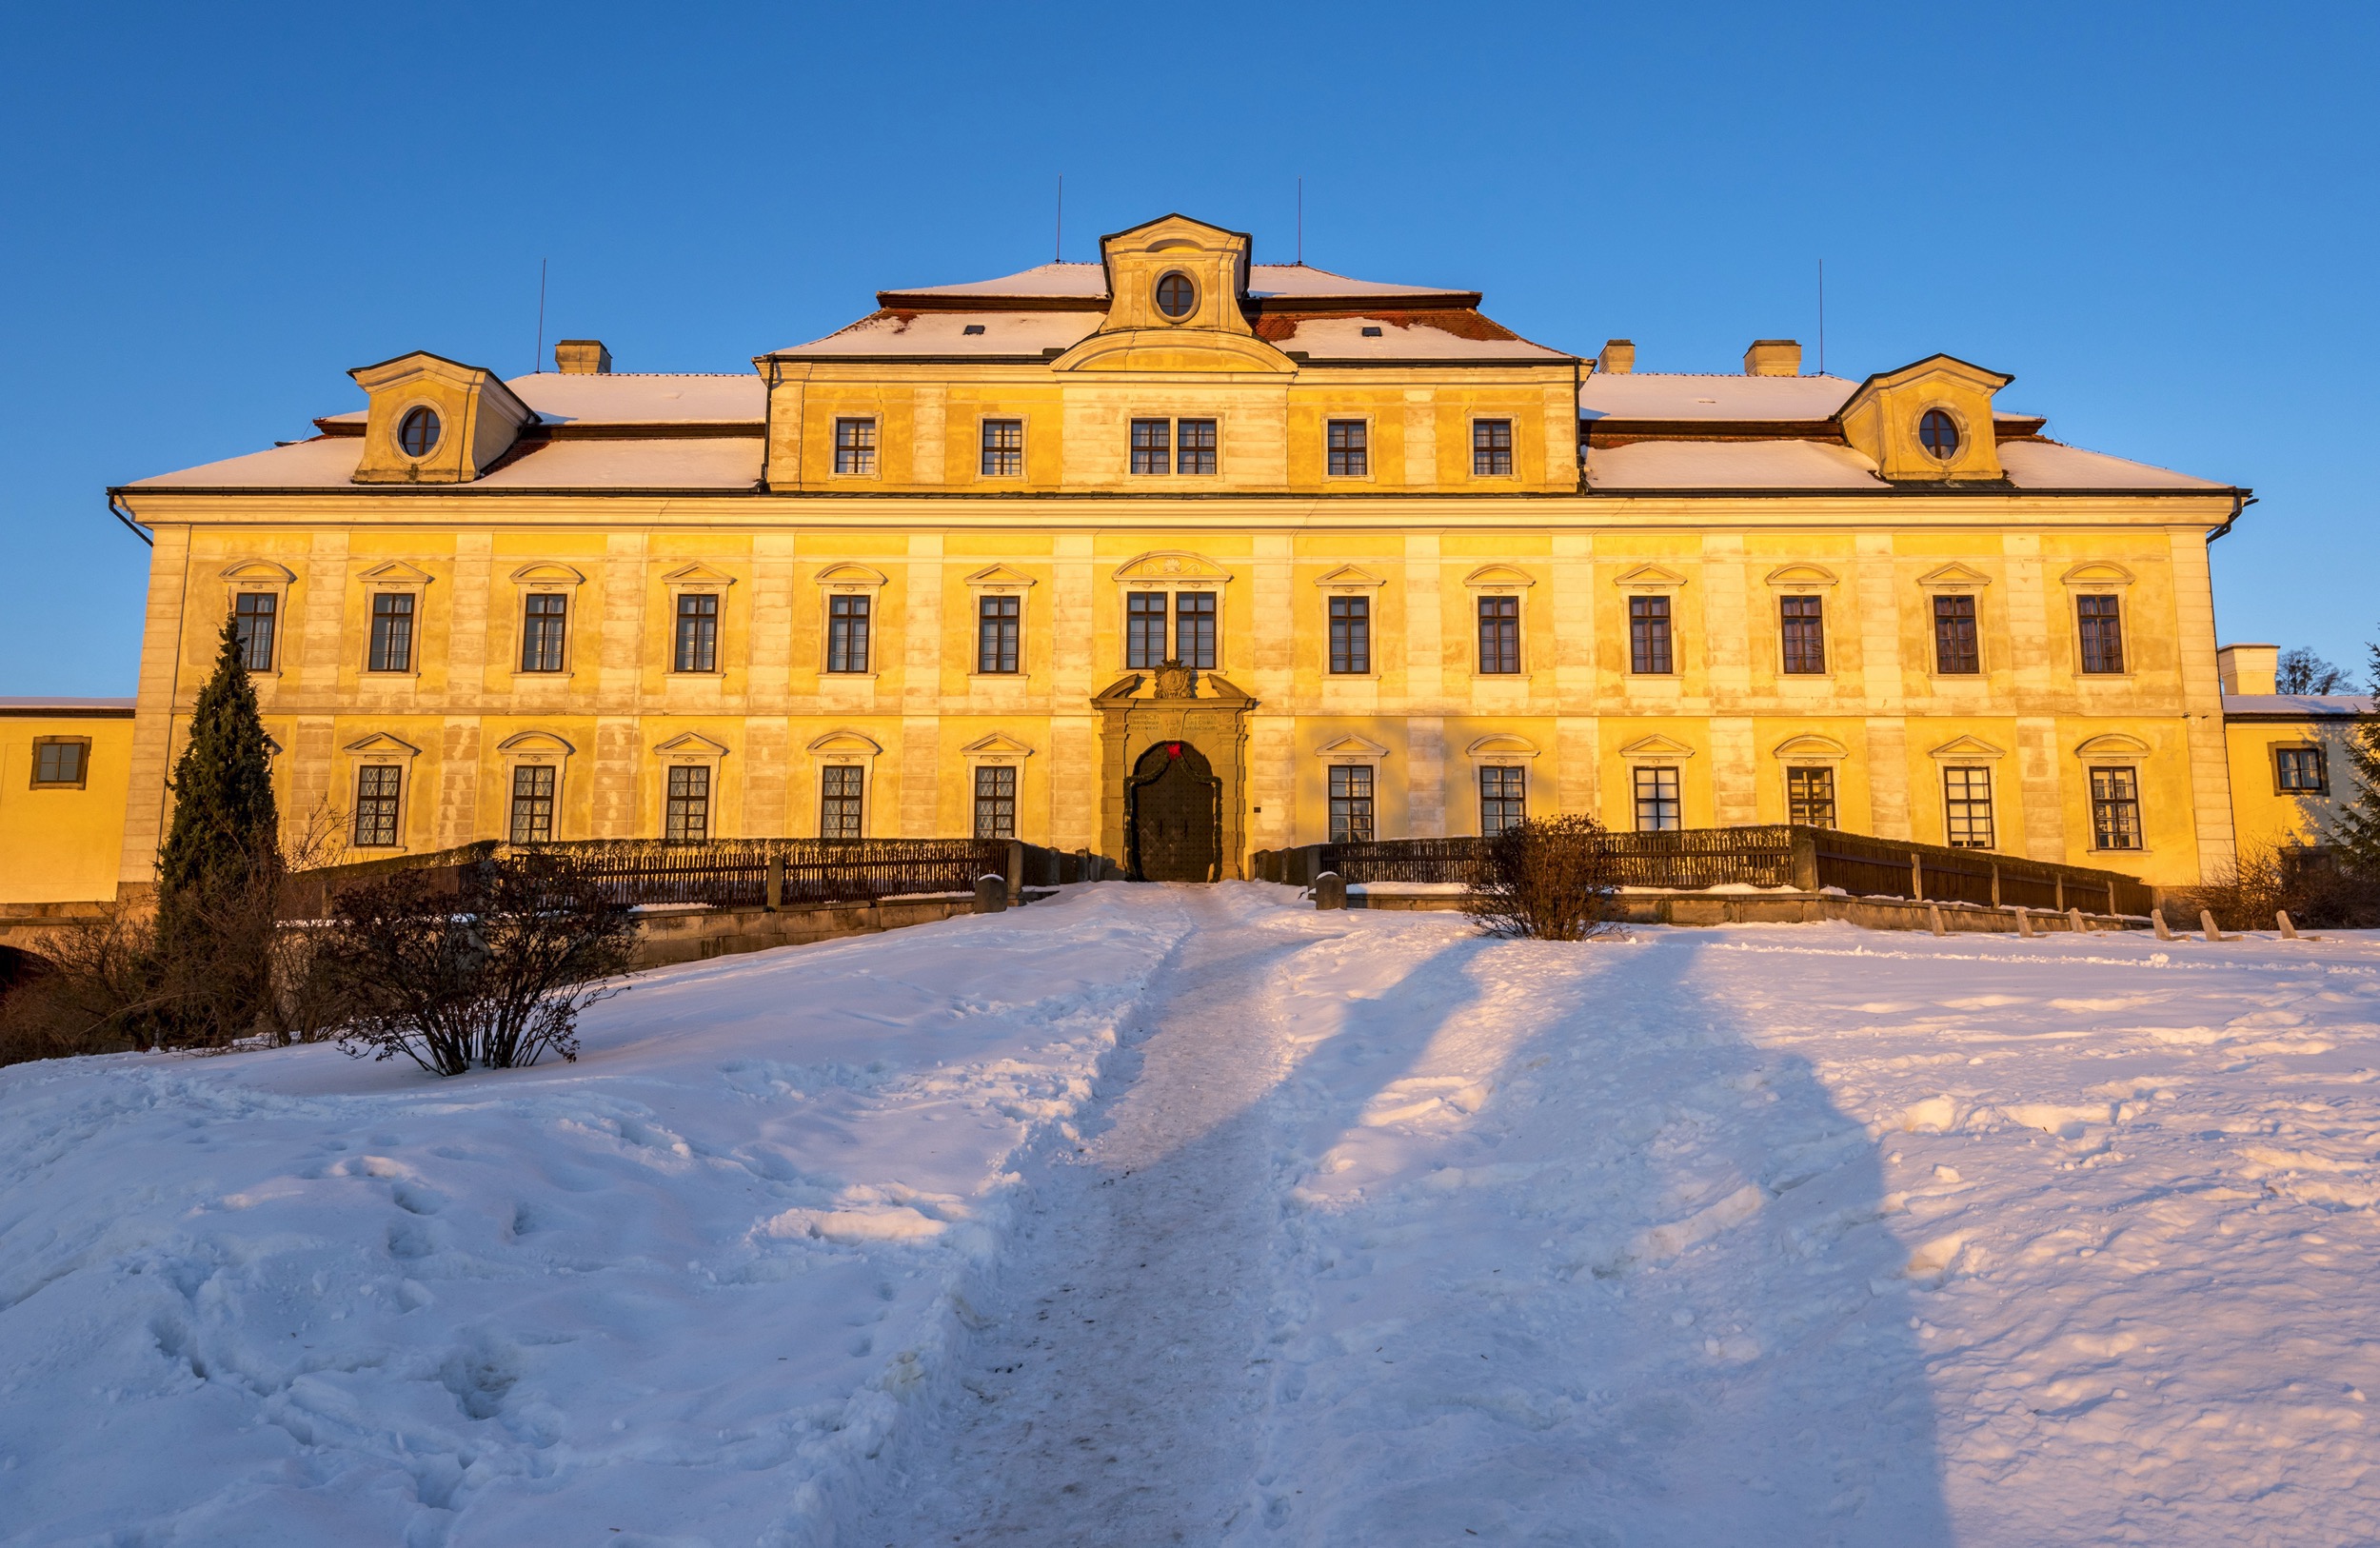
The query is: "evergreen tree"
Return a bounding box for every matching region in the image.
[2330,636,2380,876]
[152,613,282,1043]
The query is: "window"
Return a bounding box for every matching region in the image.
[1130,419,1171,475]
[367,593,414,673]
[974,765,1017,839]
[30,738,89,788]
[1477,595,1520,675]
[977,594,1021,674]
[233,593,277,672]
[664,765,710,841]
[1786,765,1835,827]
[1329,764,1375,842]
[1175,591,1216,669]
[821,765,864,838]
[827,594,871,674]
[2276,745,2329,794]
[1933,594,1979,675]
[1778,596,1826,675]
[1155,271,1197,318]
[353,765,402,847]
[509,764,555,843]
[1327,420,1368,476]
[1943,766,1994,848]
[1629,595,1673,675]
[1480,765,1526,836]
[1177,419,1218,475]
[833,417,877,475]
[2077,595,2125,674]
[1127,591,1168,668]
[1918,408,1960,460]
[1328,596,1370,674]
[2090,766,2142,851]
[397,406,441,458]
[521,593,567,672]
[1634,766,1681,832]
[674,593,719,673]
[981,419,1023,477]
[1472,419,1513,476]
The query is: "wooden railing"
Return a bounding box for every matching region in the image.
[280,838,1107,920]
[1254,824,2154,918]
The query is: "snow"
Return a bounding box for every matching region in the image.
[9,885,2380,1545]
[1586,438,1886,490]
[1269,316,1569,362]
[1579,372,1859,422]
[127,437,764,491]
[873,262,1463,303]
[1996,439,2230,491]
[315,375,765,428]
[779,310,1098,359]
[2223,692,2375,718]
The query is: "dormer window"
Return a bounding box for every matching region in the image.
[398,407,441,458]
[1918,409,1959,460]
[1155,272,1197,320]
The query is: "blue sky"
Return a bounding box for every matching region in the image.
[4,2,2373,694]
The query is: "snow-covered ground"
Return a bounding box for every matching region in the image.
[8,884,2380,1546]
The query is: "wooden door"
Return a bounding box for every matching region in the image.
[1128,741,1220,882]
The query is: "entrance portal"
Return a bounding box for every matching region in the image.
[1127,741,1220,883]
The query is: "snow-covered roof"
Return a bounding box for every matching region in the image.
[2223,693,2375,718]
[1580,373,1857,422]
[316,373,763,428]
[125,436,762,491]
[877,261,1465,304]
[784,310,1101,358]
[1584,437,2231,493]
[1994,441,2227,490]
[1270,316,1570,363]
[0,697,134,715]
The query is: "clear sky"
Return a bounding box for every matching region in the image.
[4,2,2372,695]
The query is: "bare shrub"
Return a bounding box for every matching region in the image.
[316,852,638,1076]
[2171,839,2380,932]
[1463,814,1622,941]
[0,913,164,1065]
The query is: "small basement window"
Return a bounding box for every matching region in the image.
[398,406,441,458]
[1919,408,1960,460]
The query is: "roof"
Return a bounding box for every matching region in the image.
[785,310,1100,359]
[2224,694,2376,719]
[1580,373,1859,423]
[125,436,762,491]
[317,373,764,428]
[780,308,1575,363]
[1265,316,1570,363]
[1583,436,2231,493]
[0,697,135,717]
[874,261,1470,308]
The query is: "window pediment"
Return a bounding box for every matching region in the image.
[1114,550,1231,584]
[1917,562,1992,590]
[1316,734,1391,760]
[814,563,888,589]
[2060,562,2134,590]
[1618,734,1694,762]
[1613,564,1687,591]
[653,732,729,759]
[2074,732,2151,759]
[964,565,1037,590]
[1314,565,1386,590]
[1928,734,2007,761]
[1463,565,1536,590]
[1764,564,1837,590]
[962,731,1036,759]
[496,730,574,757]
[356,560,433,587]
[806,729,883,759]
[509,562,585,588]
[1467,733,1541,761]
[1773,734,1849,761]
[221,560,297,585]
[663,562,736,589]
[342,732,420,759]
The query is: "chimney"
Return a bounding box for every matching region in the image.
[554,339,612,374]
[1597,339,1635,375]
[1743,339,1800,376]
[2216,643,2279,697]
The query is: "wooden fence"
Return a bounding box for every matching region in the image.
[280,838,1103,920]
[1254,824,2154,918]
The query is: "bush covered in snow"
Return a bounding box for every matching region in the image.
[1461,813,1620,941]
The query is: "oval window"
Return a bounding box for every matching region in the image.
[398,406,442,458]
[1918,408,1960,460]
[1154,271,1197,320]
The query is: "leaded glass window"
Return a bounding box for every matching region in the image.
[2091,766,2142,850]
[974,764,1017,839]
[665,765,710,841]
[509,764,554,843]
[821,765,863,838]
[353,765,401,847]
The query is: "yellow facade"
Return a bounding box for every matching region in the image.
[101,213,2259,891]
[0,705,134,904]
[2215,644,2372,855]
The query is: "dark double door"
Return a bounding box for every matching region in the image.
[1127,741,1220,883]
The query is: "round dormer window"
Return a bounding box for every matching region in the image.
[1918,408,1960,460]
[1154,271,1197,320]
[398,406,442,458]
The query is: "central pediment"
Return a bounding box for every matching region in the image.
[1053,213,1297,374]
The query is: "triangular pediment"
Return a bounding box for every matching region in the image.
[509,562,585,586]
[1114,551,1231,583]
[1464,565,1536,589]
[964,565,1037,589]
[806,729,883,757]
[496,729,575,756]
[1773,733,1849,760]
[1316,734,1391,759]
[1838,353,2013,409]
[1614,564,1687,590]
[1618,734,1694,760]
[663,562,736,587]
[342,732,420,758]
[356,560,433,586]
[1764,564,1837,589]
[1929,735,2007,761]
[220,559,296,585]
[1315,565,1385,589]
[653,732,729,758]
[815,563,887,587]
[961,731,1036,758]
[1468,733,1542,760]
[1917,562,1992,589]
